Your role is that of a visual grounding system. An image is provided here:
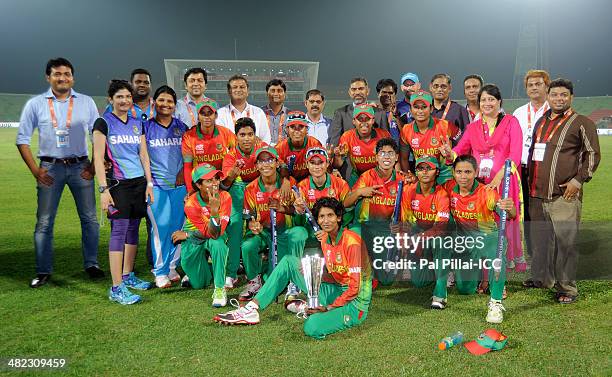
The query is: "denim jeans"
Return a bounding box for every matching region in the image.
[35,159,99,274]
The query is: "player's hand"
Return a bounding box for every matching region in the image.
[248,212,263,235]
[390,222,401,234]
[293,192,307,214]
[306,305,328,315]
[279,179,293,203]
[80,161,95,180]
[35,166,54,186]
[314,230,328,243]
[171,230,188,244]
[207,187,221,216]
[334,143,349,157]
[360,185,384,198]
[438,137,452,158]
[104,161,112,172]
[146,185,154,204]
[560,180,580,200]
[100,190,114,213]
[486,170,504,190]
[402,170,417,184]
[497,198,516,218]
[175,167,185,186]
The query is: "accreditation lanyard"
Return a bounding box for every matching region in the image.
[231,108,250,125]
[526,102,549,135]
[185,96,198,127]
[440,100,452,120]
[266,110,286,141]
[535,109,573,144]
[131,98,154,120]
[466,104,480,123]
[47,96,74,129]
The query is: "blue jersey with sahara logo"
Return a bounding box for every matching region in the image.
[94,113,144,180]
[144,117,187,189]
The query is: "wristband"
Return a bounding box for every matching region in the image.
[147,182,154,188]
[210,217,220,227]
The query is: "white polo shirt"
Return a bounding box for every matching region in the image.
[217,102,271,144]
[512,101,549,165]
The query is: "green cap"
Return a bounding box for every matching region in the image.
[195,99,219,114]
[353,103,375,119]
[410,91,433,107]
[255,145,279,160]
[464,329,509,355]
[415,155,439,169]
[192,163,222,182]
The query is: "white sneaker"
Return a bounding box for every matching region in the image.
[168,269,181,283]
[155,275,172,289]
[214,299,260,325]
[486,300,505,323]
[212,287,227,308]
[284,282,300,301]
[239,275,262,301]
[224,276,238,289]
[284,298,307,314]
[430,297,447,310]
[181,275,191,288]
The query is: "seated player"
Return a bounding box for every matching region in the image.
[181,99,236,192]
[396,156,450,309]
[239,146,307,301]
[344,138,405,285]
[443,155,515,323]
[221,117,267,288]
[276,110,322,182]
[333,104,392,186]
[214,197,372,340]
[171,164,232,307]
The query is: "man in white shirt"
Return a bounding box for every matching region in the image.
[217,75,271,145]
[512,69,550,254]
[304,89,331,146]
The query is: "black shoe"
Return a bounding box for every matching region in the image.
[30,274,51,288]
[85,266,105,279]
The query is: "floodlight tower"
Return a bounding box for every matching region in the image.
[511,1,549,98]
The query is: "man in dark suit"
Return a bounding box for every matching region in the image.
[329,77,389,179]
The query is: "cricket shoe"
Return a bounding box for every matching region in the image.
[212,287,227,308]
[239,275,262,301]
[168,269,181,283]
[284,298,307,314]
[155,275,172,289]
[123,272,154,290]
[224,276,239,289]
[214,299,260,325]
[430,297,447,310]
[181,275,191,288]
[486,300,505,324]
[109,283,141,305]
[284,282,300,301]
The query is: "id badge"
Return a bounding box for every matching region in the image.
[533,143,546,162]
[56,129,70,148]
[479,157,494,179]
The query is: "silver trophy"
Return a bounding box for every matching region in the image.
[301,254,325,309]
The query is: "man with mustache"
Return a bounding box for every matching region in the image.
[261,79,290,145]
[429,73,470,144]
[103,68,155,122]
[175,68,211,129]
[304,89,331,146]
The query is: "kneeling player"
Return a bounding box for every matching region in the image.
[214,197,372,339]
[171,164,232,307]
[444,155,515,323]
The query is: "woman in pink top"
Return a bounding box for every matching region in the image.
[442,84,526,274]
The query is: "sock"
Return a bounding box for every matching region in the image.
[245,301,259,311]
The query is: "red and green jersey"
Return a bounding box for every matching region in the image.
[275,136,322,181]
[444,179,499,233]
[399,117,454,161]
[243,174,297,229]
[183,190,232,238]
[222,141,267,183]
[353,168,405,223]
[339,128,392,175]
[400,182,450,232]
[297,173,350,209]
[182,125,236,170]
[321,228,372,311]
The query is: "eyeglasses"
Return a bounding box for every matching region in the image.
[431,84,449,90]
[257,158,276,165]
[306,147,329,160]
[378,150,396,158]
[416,165,435,172]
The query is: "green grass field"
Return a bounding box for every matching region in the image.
[0,129,610,376]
